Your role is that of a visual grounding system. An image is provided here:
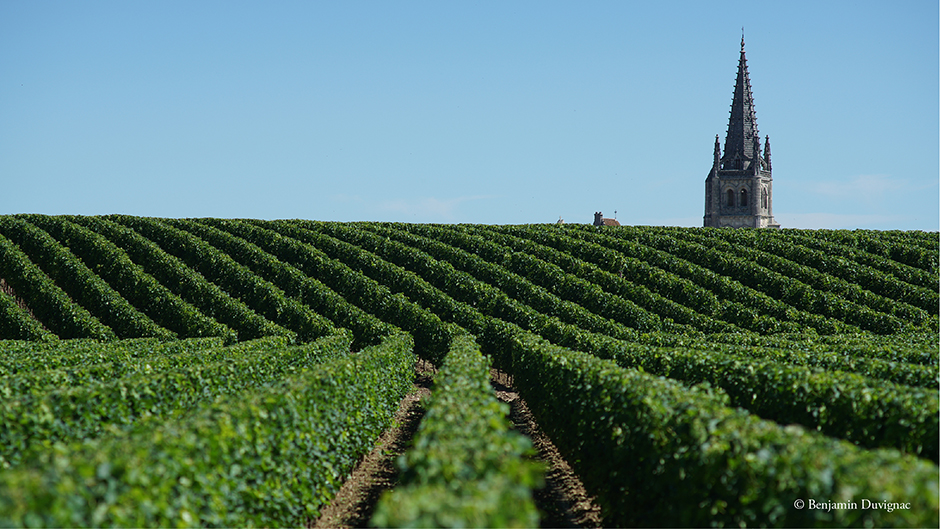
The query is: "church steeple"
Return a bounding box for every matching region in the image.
[721,35,761,171]
[704,35,779,229]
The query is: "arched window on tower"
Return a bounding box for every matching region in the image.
[761,188,768,209]
[726,189,735,207]
[740,189,748,207]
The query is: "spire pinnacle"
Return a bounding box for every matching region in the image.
[722,35,760,170]
[764,135,772,170]
[713,134,721,170]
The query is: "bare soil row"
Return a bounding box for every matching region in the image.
[311,366,603,528]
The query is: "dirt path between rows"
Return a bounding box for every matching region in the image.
[310,363,603,528]
[1,278,40,321]
[491,370,604,528]
[310,363,435,528]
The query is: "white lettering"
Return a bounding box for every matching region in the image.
[860,499,911,512]
[806,499,860,511]
[808,498,910,512]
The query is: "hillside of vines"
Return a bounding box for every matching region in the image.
[0,214,937,527]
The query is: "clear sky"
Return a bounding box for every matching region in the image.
[2,1,938,230]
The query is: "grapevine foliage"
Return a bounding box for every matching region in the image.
[0,215,937,527]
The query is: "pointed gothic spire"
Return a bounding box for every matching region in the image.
[722,35,760,168]
[764,135,772,170]
[713,134,721,170]
[704,33,779,229]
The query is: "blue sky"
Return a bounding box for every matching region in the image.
[2,1,937,230]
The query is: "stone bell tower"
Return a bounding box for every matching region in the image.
[704,36,780,229]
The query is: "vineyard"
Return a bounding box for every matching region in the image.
[0,214,937,527]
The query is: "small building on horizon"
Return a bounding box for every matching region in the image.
[593,212,620,227]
